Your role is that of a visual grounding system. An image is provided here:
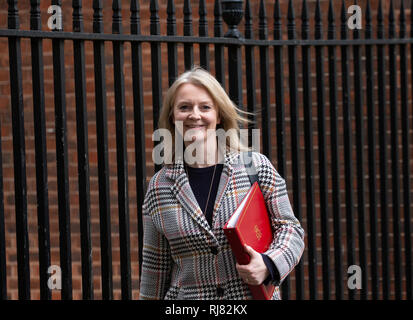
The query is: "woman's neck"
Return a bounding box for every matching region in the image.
[184,141,218,168]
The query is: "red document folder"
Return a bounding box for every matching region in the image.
[223,181,276,300]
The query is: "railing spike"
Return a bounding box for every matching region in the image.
[315,0,322,40]
[274,0,281,22]
[259,0,268,40]
[389,0,395,38]
[301,0,308,21]
[245,0,253,39]
[73,0,84,32]
[328,0,334,24]
[288,0,295,21]
[30,0,41,30]
[167,0,176,36]
[130,0,141,35]
[301,0,309,39]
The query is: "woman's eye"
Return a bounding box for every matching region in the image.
[179,105,189,110]
[201,105,211,110]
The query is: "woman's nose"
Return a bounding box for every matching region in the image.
[188,106,201,119]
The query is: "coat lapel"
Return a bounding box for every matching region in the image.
[210,155,235,228]
[166,159,214,239]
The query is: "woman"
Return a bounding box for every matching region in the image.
[139,67,304,300]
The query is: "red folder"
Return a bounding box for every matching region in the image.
[223,181,275,300]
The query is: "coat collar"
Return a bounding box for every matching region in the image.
[164,151,240,242]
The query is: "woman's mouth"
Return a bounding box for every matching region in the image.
[185,125,206,129]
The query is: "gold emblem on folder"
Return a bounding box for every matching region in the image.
[254,225,262,240]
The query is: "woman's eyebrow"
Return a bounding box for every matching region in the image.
[175,100,191,106]
[175,99,214,106]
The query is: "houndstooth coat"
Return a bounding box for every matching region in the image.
[138,151,304,300]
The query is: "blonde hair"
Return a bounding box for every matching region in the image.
[158,66,251,160]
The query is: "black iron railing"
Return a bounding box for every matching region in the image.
[0,0,412,301]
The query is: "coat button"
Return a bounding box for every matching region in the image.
[217,286,225,297]
[211,247,218,255]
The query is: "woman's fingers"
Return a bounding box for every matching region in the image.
[236,246,269,285]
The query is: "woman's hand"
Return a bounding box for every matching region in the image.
[236,245,270,285]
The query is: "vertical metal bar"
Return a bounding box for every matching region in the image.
[315,0,330,300]
[273,0,286,196]
[399,2,411,297]
[273,0,289,299]
[364,0,379,300]
[301,0,317,300]
[7,0,30,300]
[377,0,389,300]
[352,0,367,300]
[222,0,243,110]
[167,0,178,86]
[183,0,194,70]
[287,0,304,299]
[388,0,402,300]
[227,48,242,110]
[199,0,209,71]
[92,0,113,300]
[30,0,51,300]
[340,0,355,300]
[327,0,343,300]
[0,120,6,300]
[406,0,413,300]
[259,0,271,158]
[244,0,256,148]
[130,0,147,278]
[150,0,163,173]
[214,0,225,89]
[51,0,72,300]
[112,0,131,300]
[401,0,412,300]
[72,0,93,300]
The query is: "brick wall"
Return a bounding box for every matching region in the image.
[0,0,411,300]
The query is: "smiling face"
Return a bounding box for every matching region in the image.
[172,83,220,148]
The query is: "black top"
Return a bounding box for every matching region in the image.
[185,163,280,285]
[185,163,224,227]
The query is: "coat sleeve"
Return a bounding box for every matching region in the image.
[253,152,305,285]
[138,178,172,300]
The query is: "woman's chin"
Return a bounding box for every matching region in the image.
[185,136,205,145]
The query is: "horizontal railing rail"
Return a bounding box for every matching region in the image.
[3,29,413,46]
